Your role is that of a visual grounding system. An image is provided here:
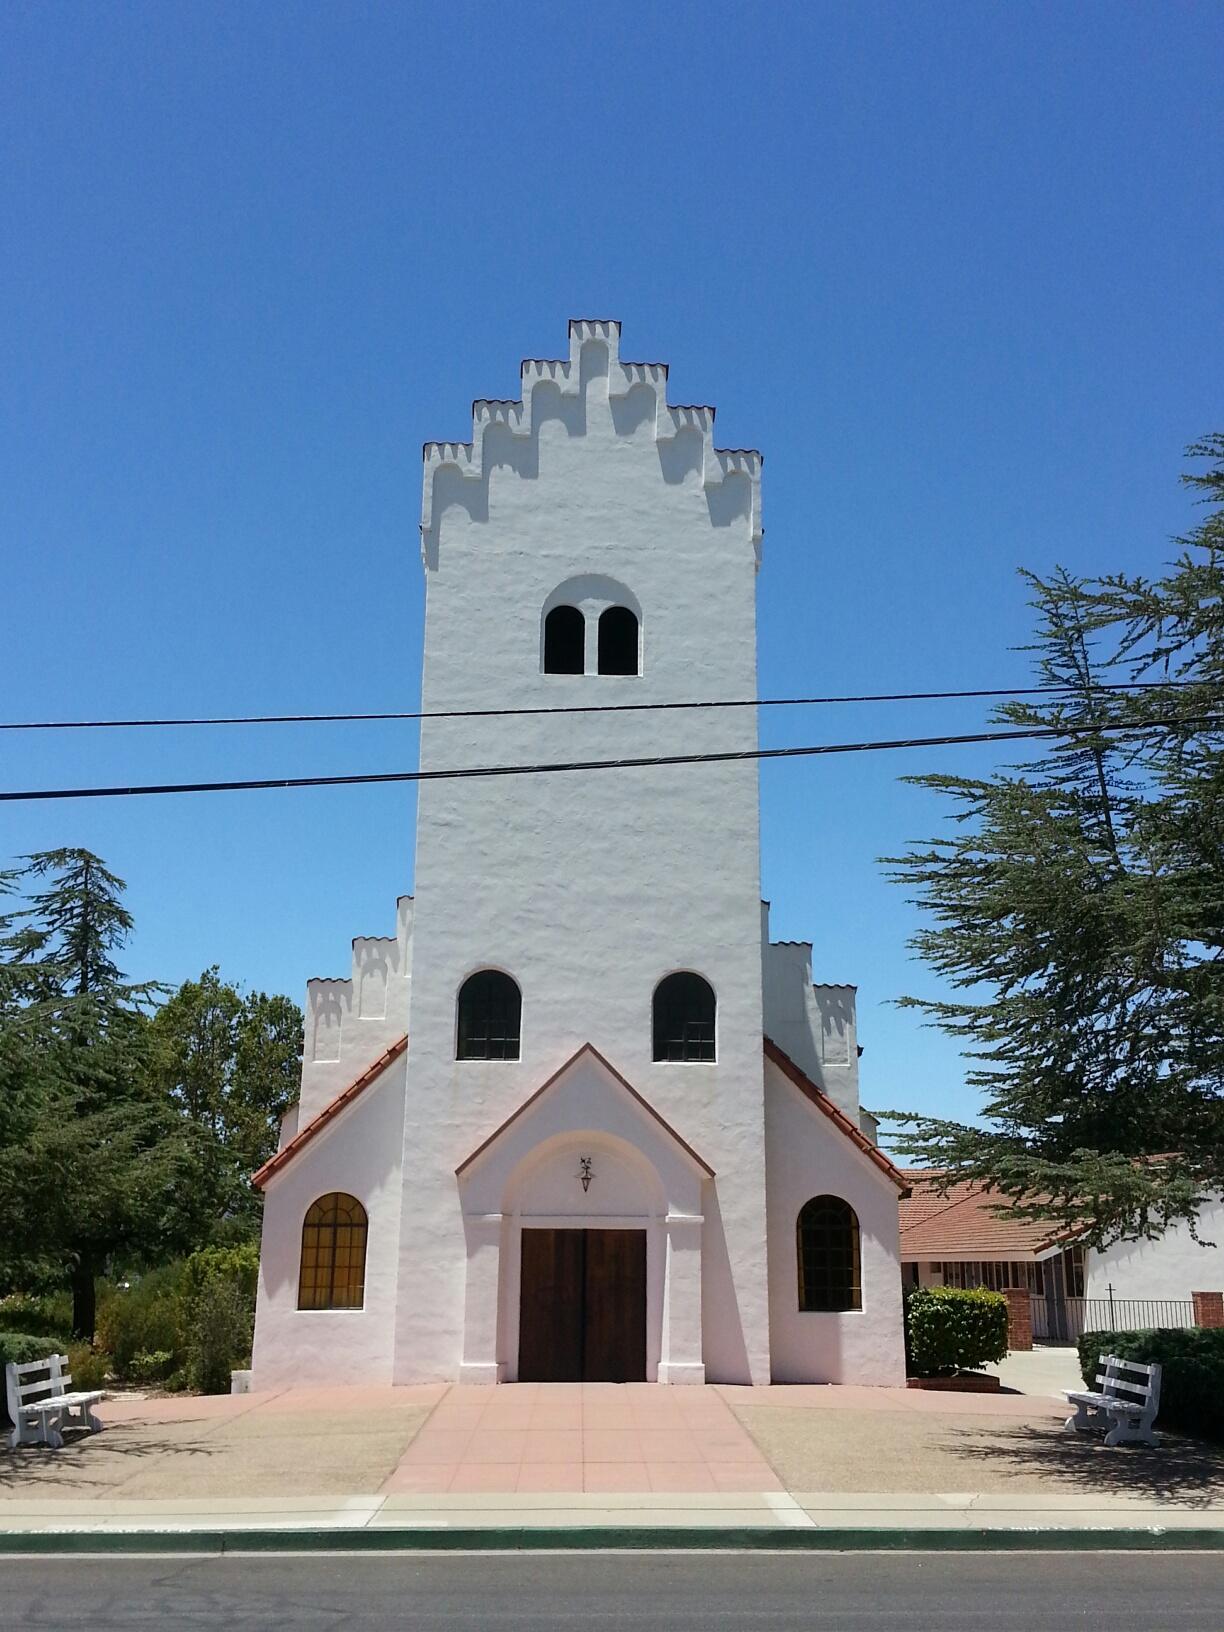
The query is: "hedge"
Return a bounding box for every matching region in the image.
[0,1291,72,1342]
[0,1331,57,1372]
[904,1286,1009,1376]
[0,1333,61,1429]
[1077,1326,1224,1442]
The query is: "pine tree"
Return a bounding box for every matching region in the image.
[883,438,1224,1245]
[0,850,183,1337]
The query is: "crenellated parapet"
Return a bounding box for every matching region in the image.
[421,319,762,567]
[759,902,860,1120]
[294,896,414,1127]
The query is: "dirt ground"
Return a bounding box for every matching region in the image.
[732,1402,1224,1508]
[0,1390,435,1500]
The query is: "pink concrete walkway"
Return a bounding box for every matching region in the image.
[86,1379,1062,1498]
[382,1383,782,1494]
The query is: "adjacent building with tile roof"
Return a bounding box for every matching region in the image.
[899,1170,1223,1342]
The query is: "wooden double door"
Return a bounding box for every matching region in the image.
[518,1228,647,1383]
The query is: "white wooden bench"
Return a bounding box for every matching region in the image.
[5,1354,105,1450]
[1064,1353,1161,1448]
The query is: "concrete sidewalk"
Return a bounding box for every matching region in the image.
[2,1489,1222,1551]
[985,1346,1084,1399]
[3,1380,1221,1550]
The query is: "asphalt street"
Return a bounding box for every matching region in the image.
[2,1551,1222,1630]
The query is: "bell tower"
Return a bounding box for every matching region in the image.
[394,321,771,1384]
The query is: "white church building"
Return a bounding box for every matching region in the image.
[250,321,908,1389]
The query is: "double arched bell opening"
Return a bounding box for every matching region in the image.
[541,575,641,677]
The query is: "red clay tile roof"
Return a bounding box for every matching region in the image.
[763,1038,908,1191]
[255,1033,909,1196]
[251,1036,408,1190]
[898,1170,1084,1261]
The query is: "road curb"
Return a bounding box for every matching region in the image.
[2,1525,1223,1554]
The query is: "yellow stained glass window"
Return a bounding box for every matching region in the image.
[297,1192,368,1310]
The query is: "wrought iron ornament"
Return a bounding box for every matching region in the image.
[578,1156,594,1193]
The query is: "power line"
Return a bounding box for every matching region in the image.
[0,678,1202,734]
[4,715,1220,804]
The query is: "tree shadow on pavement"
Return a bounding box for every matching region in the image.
[0,1428,216,1492]
[943,1421,1224,1509]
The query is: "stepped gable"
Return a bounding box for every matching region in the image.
[299,895,413,1123]
[420,318,762,566]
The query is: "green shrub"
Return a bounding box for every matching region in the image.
[0,1333,64,1428]
[129,1349,175,1385]
[95,1264,187,1381]
[66,1342,110,1391]
[904,1286,1009,1375]
[181,1243,259,1310]
[86,1248,259,1393]
[185,1277,253,1395]
[0,1291,72,1342]
[0,1331,58,1372]
[1077,1327,1224,1442]
[178,1243,258,1395]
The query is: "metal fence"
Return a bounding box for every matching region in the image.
[1031,1293,1196,1344]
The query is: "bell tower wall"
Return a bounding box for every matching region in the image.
[394,321,772,1384]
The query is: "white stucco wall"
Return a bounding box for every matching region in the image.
[251,1050,407,1390]
[1086,1199,1224,1305]
[393,321,772,1384]
[763,1055,906,1385]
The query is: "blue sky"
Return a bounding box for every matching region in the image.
[2,2,1221,1130]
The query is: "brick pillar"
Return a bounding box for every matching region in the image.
[1192,1291,1224,1329]
[1004,1287,1032,1350]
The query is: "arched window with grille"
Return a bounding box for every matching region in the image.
[796,1195,862,1312]
[456,969,522,1060]
[652,971,716,1061]
[597,606,639,675]
[543,605,585,673]
[297,1192,368,1310]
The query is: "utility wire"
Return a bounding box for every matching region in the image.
[0,678,1202,734]
[4,715,1221,804]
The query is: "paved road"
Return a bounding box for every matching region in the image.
[2,1552,1222,1630]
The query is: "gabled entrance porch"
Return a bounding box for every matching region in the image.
[454,1045,712,1384]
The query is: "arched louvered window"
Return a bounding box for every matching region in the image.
[797,1195,862,1312]
[652,971,716,1062]
[298,1192,368,1310]
[598,606,640,675]
[543,605,585,673]
[457,969,522,1060]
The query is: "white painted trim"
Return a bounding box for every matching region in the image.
[457,1362,505,1385]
